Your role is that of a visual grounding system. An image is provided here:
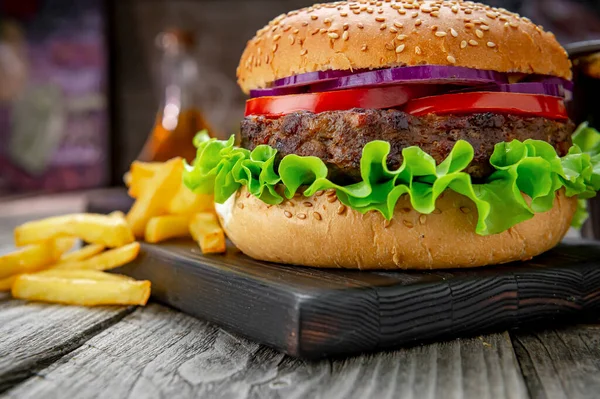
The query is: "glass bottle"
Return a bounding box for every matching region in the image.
[138,29,212,163]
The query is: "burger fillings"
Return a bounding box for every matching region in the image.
[183,1,600,269]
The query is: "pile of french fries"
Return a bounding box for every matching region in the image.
[0,212,147,306]
[0,156,226,307]
[124,157,226,253]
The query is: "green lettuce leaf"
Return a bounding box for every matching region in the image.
[184,125,600,236]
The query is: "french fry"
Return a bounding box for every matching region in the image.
[123,171,132,187]
[0,238,75,280]
[0,275,17,292]
[32,269,134,282]
[53,242,140,271]
[145,215,190,244]
[14,214,134,248]
[57,244,105,264]
[128,161,163,198]
[12,274,151,306]
[126,157,183,237]
[189,212,226,254]
[108,210,126,220]
[167,182,214,216]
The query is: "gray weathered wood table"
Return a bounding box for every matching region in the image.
[1,193,600,399]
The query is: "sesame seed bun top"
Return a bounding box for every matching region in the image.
[236,0,572,94]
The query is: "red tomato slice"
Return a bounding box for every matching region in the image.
[403,92,568,121]
[244,85,438,117]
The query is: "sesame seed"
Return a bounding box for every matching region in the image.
[361,44,368,51]
[343,22,349,30]
[415,46,422,55]
[300,49,308,55]
[450,28,458,37]
[460,206,471,214]
[327,195,338,203]
[481,25,490,31]
[412,11,419,18]
[415,19,422,26]
[237,203,244,209]
[469,39,479,46]
[398,9,406,15]
[273,34,281,41]
[319,28,327,34]
[394,21,403,28]
[378,8,384,14]
[311,15,318,20]
[383,219,392,228]
[504,22,509,28]
[380,23,387,30]
[431,25,438,31]
[293,28,299,34]
[289,35,295,44]
[284,211,292,218]
[396,44,406,53]
[403,220,414,228]
[340,12,348,17]
[303,201,313,207]
[431,11,439,17]
[419,214,427,225]
[342,31,349,40]
[358,22,364,29]
[486,11,497,19]
[435,31,447,37]
[452,5,459,13]
[352,9,360,14]
[301,21,309,27]
[397,34,407,40]
[487,41,496,47]
[366,6,374,13]
[461,40,468,48]
[283,25,291,32]
[328,32,339,39]
[385,42,394,50]
[476,29,484,38]
[337,205,347,215]
[297,213,307,219]
[326,188,336,196]
[509,21,519,27]
[311,28,319,35]
[324,17,332,24]
[465,23,474,29]
[376,16,386,22]
[313,212,322,220]
[404,3,414,9]
[272,43,278,52]
[447,55,456,63]
[315,190,325,197]
[422,7,432,13]
[390,27,398,33]
[465,9,472,14]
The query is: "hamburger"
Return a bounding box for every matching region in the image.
[183,0,600,269]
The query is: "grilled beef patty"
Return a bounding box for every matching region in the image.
[241,109,574,183]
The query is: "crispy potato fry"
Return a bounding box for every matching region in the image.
[128,161,163,198]
[33,269,134,282]
[53,242,140,271]
[58,244,105,264]
[145,215,190,244]
[108,210,126,220]
[12,274,151,306]
[189,213,226,254]
[0,275,17,292]
[126,157,183,237]
[0,238,75,280]
[14,213,135,248]
[123,171,132,187]
[167,182,214,216]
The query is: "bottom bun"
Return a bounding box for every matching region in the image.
[215,187,577,270]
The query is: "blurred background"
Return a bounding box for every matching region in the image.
[0,0,600,197]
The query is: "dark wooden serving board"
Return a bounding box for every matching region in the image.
[114,239,600,359]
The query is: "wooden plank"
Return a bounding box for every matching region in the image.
[0,299,134,393]
[3,303,528,399]
[512,325,600,399]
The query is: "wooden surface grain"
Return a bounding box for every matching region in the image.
[2,304,528,399]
